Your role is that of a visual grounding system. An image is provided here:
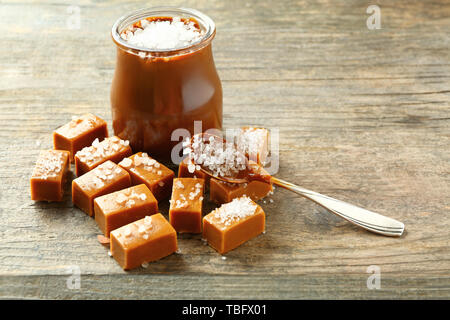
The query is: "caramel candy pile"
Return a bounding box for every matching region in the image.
[31,115,274,270]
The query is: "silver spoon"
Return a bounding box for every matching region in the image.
[187,133,405,237]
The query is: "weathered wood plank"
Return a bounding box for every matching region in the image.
[0,0,449,299]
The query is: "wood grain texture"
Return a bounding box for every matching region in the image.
[0,0,449,299]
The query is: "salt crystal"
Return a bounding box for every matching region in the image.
[124,227,132,237]
[158,181,165,187]
[116,193,127,204]
[92,138,100,147]
[144,216,153,225]
[134,155,143,166]
[120,158,132,167]
[187,163,196,173]
[125,199,135,207]
[123,17,204,50]
[138,193,147,201]
[213,196,257,226]
[138,225,146,234]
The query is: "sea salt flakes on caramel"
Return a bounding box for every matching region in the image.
[30,150,70,202]
[187,134,247,180]
[203,196,265,254]
[213,197,257,227]
[75,136,132,176]
[178,157,211,185]
[119,152,174,201]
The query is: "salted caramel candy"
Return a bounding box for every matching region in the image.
[94,184,158,236]
[53,113,108,162]
[203,196,265,254]
[72,160,131,216]
[74,135,132,176]
[118,152,174,201]
[209,161,273,204]
[110,213,178,270]
[210,179,273,204]
[169,178,205,234]
[178,156,210,184]
[30,150,70,201]
[236,127,270,165]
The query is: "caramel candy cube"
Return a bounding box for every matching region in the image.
[75,136,132,176]
[72,160,131,216]
[94,184,158,236]
[210,178,273,204]
[169,178,204,234]
[236,127,270,165]
[30,150,70,201]
[53,113,108,162]
[178,157,210,184]
[203,196,265,254]
[110,213,177,270]
[119,152,174,201]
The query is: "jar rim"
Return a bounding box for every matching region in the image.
[111,6,216,56]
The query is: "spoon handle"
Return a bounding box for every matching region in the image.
[271,177,405,237]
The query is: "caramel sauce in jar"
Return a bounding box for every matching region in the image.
[111,8,222,162]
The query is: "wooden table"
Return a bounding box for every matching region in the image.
[0,0,449,299]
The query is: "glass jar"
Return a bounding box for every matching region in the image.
[111,7,223,162]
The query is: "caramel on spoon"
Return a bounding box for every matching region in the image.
[184,133,405,237]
